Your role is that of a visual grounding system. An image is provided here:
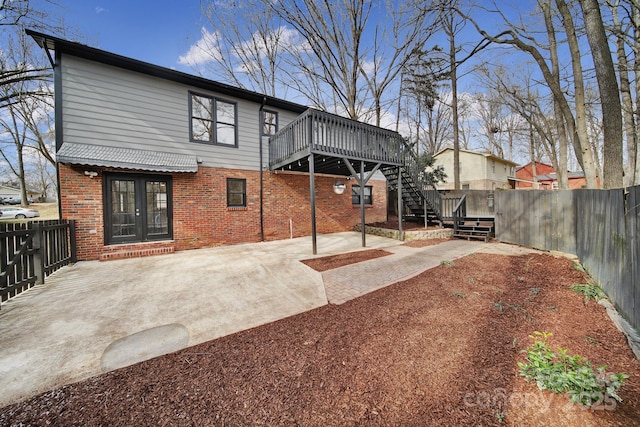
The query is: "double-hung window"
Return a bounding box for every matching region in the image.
[352,185,373,205]
[189,92,237,147]
[227,178,247,207]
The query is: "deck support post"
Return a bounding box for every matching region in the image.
[343,159,382,248]
[309,153,317,255]
[398,166,403,240]
[360,160,366,248]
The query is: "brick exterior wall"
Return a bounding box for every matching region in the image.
[59,164,387,260]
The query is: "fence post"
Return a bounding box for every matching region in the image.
[32,222,45,285]
[69,219,77,263]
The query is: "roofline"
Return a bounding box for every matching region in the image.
[515,161,554,172]
[26,29,309,114]
[433,147,518,166]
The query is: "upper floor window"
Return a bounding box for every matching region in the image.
[262,110,278,136]
[189,92,237,147]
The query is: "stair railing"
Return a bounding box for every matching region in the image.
[452,194,467,235]
[399,140,443,220]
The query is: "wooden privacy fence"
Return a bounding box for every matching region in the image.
[0,219,76,308]
[495,186,640,331]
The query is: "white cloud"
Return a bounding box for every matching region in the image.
[361,59,376,77]
[95,6,107,14]
[178,27,222,66]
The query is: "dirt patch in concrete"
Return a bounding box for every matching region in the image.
[301,249,393,272]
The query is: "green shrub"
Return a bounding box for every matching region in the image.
[518,332,628,406]
[570,283,605,304]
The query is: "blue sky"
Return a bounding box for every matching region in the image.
[55,1,204,71]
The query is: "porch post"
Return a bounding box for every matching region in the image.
[360,160,366,248]
[309,153,317,254]
[398,166,403,240]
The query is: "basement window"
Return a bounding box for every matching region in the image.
[352,185,372,205]
[227,178,246,207]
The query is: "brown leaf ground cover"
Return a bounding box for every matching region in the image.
[1,249,639,426]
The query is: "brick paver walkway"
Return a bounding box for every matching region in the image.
[322,240,492,304]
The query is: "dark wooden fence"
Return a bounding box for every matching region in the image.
[0,219,76,307]
[495,186,640,331]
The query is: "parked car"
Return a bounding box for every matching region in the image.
[1,196,35,205]
[0,207,40,219]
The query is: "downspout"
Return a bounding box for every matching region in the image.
[259,96,267,242]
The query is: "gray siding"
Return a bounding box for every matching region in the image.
[60,55,301,171]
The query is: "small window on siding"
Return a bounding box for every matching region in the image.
[189,92,237,147]
[352,185,372,205]
[262,110,278,136]
[227,178,246,207]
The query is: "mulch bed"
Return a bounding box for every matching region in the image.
[1,252,639,426]
[403,238,452,248]
[301,249,392,272]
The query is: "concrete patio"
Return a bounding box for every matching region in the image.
[0,232,535,408]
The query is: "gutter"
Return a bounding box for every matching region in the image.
[259,96,267,241]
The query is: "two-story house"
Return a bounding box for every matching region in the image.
[514,162,589,189]
[433,148,517,191]
[28,31,407,261]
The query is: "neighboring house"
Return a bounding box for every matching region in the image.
[433,148,517,191]
[28,31,399,261]
[514,162,588,189]
[0,185,39,204]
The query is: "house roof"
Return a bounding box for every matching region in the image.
[26,30,309,115]
[537,172,586,181]
[515,161,554,172]
[57,142,199,173]
[433,147,518,166]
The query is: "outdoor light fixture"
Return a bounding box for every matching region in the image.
[333,180,346,194]
[84,170,98,179]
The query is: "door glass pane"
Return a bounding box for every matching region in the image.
[111,180,136,238]
[146,181,168,235]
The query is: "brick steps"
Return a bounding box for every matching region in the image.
[100,245,175,261]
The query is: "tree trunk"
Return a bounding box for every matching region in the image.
[556,0,598,188]
[611,1,637,185]
[580,0,624,188]
[541,0,569,188]
[446,13,461,190]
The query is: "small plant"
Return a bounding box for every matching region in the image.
[570,283,605,304]
[492,301,504,312]
[452,292,466,299]
[493,287,504,294]
[518,332,628,406]
[495,410,505,423]
[529,288,541,296]
[441,260,454,267]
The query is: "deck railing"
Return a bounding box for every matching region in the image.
[269,109,404,168]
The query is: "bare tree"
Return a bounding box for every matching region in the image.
[0,31,54,205]
[460,2,602,187]
[609,0,637,185]
[580,0,623,188]
[358,1,439,126]
[1,1,60,110]
[192,0,296,97]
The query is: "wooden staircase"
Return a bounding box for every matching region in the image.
[380,141,444,225]
[453,216,495,241]
[451,195,494,241]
